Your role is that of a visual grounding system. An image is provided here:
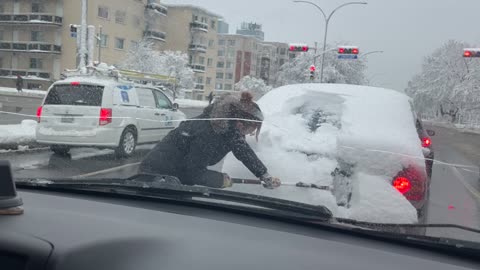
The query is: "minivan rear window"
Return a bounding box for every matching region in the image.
[44,84,104,106]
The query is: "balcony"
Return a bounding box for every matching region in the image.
[0,69,51,80]
[0,13,62,26]
[189,64,206,73]
[190,21,208,33]
[146,3,168,16]
[0,42,61,54]
[144,30,166,42]
[194,84,205,90]
[188,44,207,53]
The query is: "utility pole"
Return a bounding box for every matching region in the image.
[98,25,103,63]
[79,0,88,73]
[313,41,318,66]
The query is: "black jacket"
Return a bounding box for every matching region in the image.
[139,111,268,188]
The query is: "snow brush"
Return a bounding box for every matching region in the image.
[231,178,331,191]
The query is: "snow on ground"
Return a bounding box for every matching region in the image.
[0,120,37,145]
[222,83,421,223]
[0,86,46,97]
[175,98,208,108]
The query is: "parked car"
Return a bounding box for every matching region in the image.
[223,83,431,224]
[35,76,186,157]
[414,117,435,179]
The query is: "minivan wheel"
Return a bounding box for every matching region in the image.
[50,145,70,156]
[115,127,136,157]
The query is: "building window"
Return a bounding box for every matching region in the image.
[226,61,233,69]
[218,39,225,46]
[0,58,3,68]
[208,39,214,48]
[228,40,236,46]
[115,10,126,24]
[217,61,224,68]
[206,77,211,85]
[201,17,207,23]
[130,40,138,49]
[31,2,45,13]
[198,56,205,65]
[207,58,213,67]
[0,4,4,13]
[227,48,235,58]
[98,6,109,19]
[215,83,223,90]
[226,73,233,80]
[31,31,44,42]
[98,34,108,47]
[115,38,125,49]
[280,48,286,55]
[0,31,3,41]
[224,84,232,90]
[216,72,224,79]
[211,20,216,30]
[192,15,199,21]
[30,58,43,69]
[196,77,204,84]
[279,59,285,66]
[218,50,225,57]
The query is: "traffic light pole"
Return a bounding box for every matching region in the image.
[293,1,367,83]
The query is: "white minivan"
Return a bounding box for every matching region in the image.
[35,76,186,157]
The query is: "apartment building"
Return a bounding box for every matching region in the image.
[163,4,221,99]
[0,0,167,90]
[215,34,260,92]
[261,41,290,86]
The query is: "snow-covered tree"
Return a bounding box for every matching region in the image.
[235,76,273,100]
[157,51,194,90]
[276,43,368,86]
[119,40,194,89]
[406,40,480,124]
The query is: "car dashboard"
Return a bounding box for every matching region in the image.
[0,188,478,270]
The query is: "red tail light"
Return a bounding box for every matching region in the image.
[99,108,112,126]
[71,82,80,86]
[36,106,43,123]
[393,177,411,194]
[422,137,431,147]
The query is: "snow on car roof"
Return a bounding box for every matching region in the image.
[55,76,133,88]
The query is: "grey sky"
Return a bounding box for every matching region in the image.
[165,0,480,91]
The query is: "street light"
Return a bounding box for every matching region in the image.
[293,0,367,83]
[360,50,384,58]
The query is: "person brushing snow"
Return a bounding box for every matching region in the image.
[139,91,281,189]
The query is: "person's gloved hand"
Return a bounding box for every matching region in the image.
[221,173,233,188]
[260,174,281,189]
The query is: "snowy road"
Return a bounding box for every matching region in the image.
[3,115,480,240]
[0,94,40,125]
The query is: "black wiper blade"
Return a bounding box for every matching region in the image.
[16,176,333,221]
[335,217,480,234]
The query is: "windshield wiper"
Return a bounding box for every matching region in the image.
[335,217,480,234]
[15,175,333,222]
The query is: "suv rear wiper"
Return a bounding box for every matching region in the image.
[15,175,333,222]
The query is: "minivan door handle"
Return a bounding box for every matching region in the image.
[154,113,160,116]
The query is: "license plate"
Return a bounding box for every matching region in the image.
[61,116,74,123]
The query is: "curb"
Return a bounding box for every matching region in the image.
[0,142,45,151]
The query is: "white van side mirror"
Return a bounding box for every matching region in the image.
[172,103,179,111]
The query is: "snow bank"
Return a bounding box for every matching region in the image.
[0,86,46,97]
[176,98,208,108]
[222,83,421,223]
[0,120,37,145]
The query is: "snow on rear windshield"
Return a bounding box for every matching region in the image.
[44,85,104,106]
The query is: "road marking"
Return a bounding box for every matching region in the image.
[72,162,140,179]
[451,166,480,201]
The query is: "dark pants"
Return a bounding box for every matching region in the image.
[139,144,225,188]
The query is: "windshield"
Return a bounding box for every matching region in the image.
[1,0,480,247]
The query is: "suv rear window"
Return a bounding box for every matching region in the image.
[44,84,104,106]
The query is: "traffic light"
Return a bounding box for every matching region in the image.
[289,44,309,52]
[309,65,316,80]
[463,49,480,58]
[338,46,359,55]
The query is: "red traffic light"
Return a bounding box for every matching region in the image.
[352,48,359,54]
[289,44,309,52]
[309,65,316,72]
[338,48,345,54]
[290,46,295,51]
[302,46,308,52]
[464,50,472,57]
